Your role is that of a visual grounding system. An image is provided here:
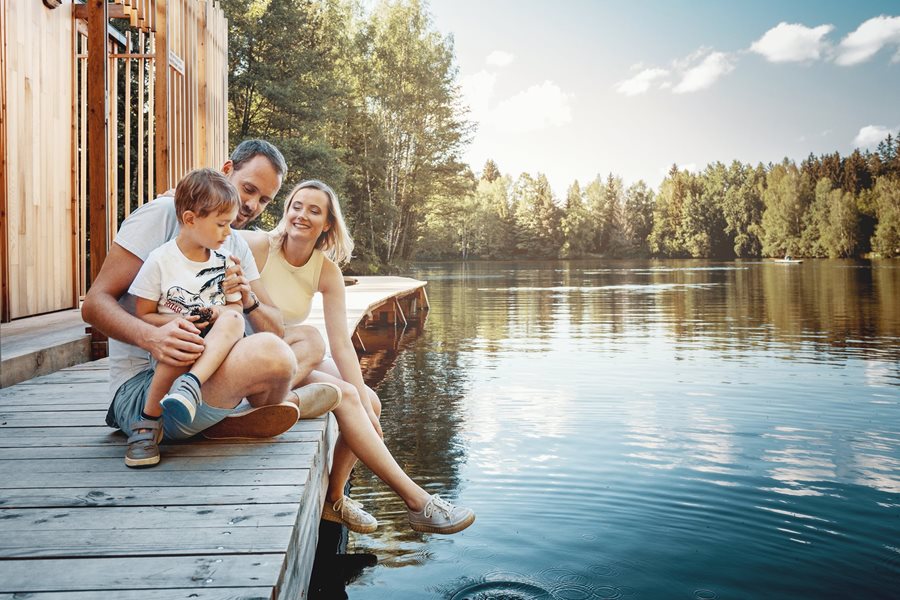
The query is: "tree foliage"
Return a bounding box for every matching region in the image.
[219,2,899,263]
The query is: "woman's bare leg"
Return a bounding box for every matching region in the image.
[302,365,382,504]
[301,359,429,511]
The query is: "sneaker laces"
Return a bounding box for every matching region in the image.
[423,494,454,519]
[338,496,365,515]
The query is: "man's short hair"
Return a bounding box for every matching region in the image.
[230,139,287,178]
[175,168,240,223]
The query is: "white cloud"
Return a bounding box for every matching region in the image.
[749,22,834,63]
[836,15,900,66]
[614,67,669,96]
[617,47,734,97]
[462,68,572,134]
[854,125,897,149]
[486,50,515,67]
[673,51,735,93]
[461,69,497,124]
[488,81,573,133]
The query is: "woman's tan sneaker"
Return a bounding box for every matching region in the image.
[294,383,342,419]
[408,494,475,534]
[322,495,378,533]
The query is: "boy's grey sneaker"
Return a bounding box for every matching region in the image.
[161,373,202,425]
[408,494,475,534]
[124,419,163,468]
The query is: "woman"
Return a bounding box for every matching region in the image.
[242,180,474,535]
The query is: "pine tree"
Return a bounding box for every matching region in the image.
[481,159,501,183]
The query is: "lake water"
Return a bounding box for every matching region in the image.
[317,259,900,600]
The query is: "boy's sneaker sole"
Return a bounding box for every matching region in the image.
[201,402,300,440]
[161,393,197,425]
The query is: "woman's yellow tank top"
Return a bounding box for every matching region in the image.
[258,245,324,326]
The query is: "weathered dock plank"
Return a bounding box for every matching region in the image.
[0,555,285,593]
[0,468,311,489]
[0,591,274,600]
[0,485,305,509]
[1,525,295,558]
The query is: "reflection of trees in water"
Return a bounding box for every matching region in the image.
[377,345,470,485]
[414,259,899,365]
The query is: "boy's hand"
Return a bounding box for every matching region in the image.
[222,255,253,309]
[188,306,214,331]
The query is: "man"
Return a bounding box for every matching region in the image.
[82,140,338,447]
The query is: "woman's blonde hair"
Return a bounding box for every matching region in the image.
[269,180,354,266]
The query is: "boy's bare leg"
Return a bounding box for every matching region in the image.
[145,363,187,417]
[187,312,245,383]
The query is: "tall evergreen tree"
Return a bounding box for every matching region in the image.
[871,177,900,258]
[481,159,501,183]
[622,180,654,255]
[560,181,592,257]
[760,160,813,256]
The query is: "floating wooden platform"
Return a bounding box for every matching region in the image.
[0,276,427,599]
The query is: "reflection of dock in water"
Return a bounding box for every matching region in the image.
[305,275,429,384]
[0,277,428,599]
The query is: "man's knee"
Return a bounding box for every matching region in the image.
[289,325,326,366]
[247,333,296,380]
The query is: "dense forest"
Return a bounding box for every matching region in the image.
[222,0,900,268]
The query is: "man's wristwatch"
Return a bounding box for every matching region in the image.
[243,292,260,315]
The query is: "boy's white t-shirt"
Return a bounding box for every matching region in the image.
[129,240,232,315]
[108,196,259,397]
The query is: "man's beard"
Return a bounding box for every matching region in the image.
[232,212,254,229]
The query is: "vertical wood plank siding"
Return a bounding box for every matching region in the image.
[3,0,228,320]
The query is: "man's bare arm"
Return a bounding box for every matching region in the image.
[81,243,205,366]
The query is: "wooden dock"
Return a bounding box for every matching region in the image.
[0,276,427,599]
[0,309,90,388]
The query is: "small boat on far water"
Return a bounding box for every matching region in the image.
[773,255,803,264]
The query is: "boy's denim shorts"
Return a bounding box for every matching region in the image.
[111,369,235,440]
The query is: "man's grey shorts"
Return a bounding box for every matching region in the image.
[112,369,235,440]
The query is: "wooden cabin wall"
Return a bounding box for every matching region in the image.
[0,0,228,320]
[164,0,229,187]
[203,0,228,171]
[3,0,76,320]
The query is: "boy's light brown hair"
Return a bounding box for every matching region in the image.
[174,168,240,223]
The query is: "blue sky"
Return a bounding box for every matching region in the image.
[426,0,900,194]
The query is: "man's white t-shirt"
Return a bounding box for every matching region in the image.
[108,196,259,397]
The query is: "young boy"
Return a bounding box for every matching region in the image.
[124,168,246,467]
